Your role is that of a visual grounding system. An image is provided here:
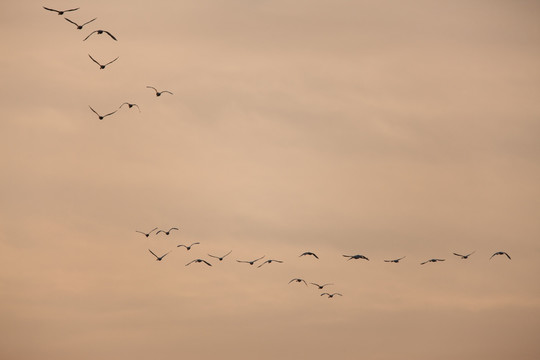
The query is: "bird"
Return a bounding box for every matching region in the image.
[156,227,179,235]
[310,283,333,289]
[321,293,342,298]
[289,278,308,286]
[490,251,511,260]
[257,259,284,268]
[299,251,319,259]
[146,86,173,97]
[88,54,119,70]
[136,227,158,237]
[177,242,200,250]
[84,29,117,41]
[384,256,406,263]
[64,17,96,30]
[420,258,445,265]
[453,251,475,259]
[343,254,369,261]
[208,250,232,261]
[186,259,212,266]
[43,7,79,15]
[148,249,170,261]
[119,102,141,112]
[89,106,117,120]
[236,256,265,265]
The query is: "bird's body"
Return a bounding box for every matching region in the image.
[289,278,308,286]
[156,227,179,235]
[119,102,141,112]
[88,54,119,69]
[420,258,445,265]
[186,259,212,266]
[177,242,200,250]
[208,251,232,261]
[343,254,369,261]
[84,30,117,41]
[43,7,79,15]
[148,249,170,261]
[237,256,265,265]
[384,256,406,263]
[490,251,511,260]
[257,259,284,268]
[321,293,342,298]
[136,227,158,237]
[300,251,319,259]
[64,17,96,29]
[453,251,475,259]
[146,86,173,97]
[310,283,333,289]
[89,105,117,120]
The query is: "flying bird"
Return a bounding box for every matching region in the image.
[299,252,319,259]
[119,102,141,112]
[156,227,179,235]
[43,7,79,15]
[310,283,333,289]
[420,258,445,265]
[453,251,475,259]
[88,54,119,69]
[289,278,308,286]
[384,256,406,263]
[236,256,265,265]
[64,17,96,29]
[136,227,158,237]
[148,249,170,261]
[343,254,369,261]
[208,250,232,261]
[257,259,284,268]
[89,105,117,120]
[177,242,200,250]
[186,259,212,266]
[321,293,342,298]
[490,251,511,260]
[84,29,117,41]
[146,86,173,97]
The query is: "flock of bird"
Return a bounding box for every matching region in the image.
[43,6,173,120]
[137,226,512,300]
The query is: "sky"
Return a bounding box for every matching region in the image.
[1,1,540,359]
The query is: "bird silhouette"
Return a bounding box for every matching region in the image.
[490,251,511,260]
[43,7,79,15]
[343,254,369,261]
[236,256,265,265]
[208,250,232,261]
[289,278,308,286]
[453,251,475,259]
[119,102,141,112]
[156,227,179,235]
[321,293,342,298]
[177,242,200,250]
[257,259,284,268]
[136,227,158,237]
[64,17,96,30]
[148,249,170,261]
[89,105,117,120]
[146,86,173,97]
[420,258,445,265]
[299,252,319,259]
[186,259,212,266]
[88,54,119,70]
[384,256,406,263]
[310,283,333,289]
[84,30,117,41]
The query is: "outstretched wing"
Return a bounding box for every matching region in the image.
[185,260,196,266]
[504,252,511,259]
[88,105,100,117]
[148,249,159,259]
[169,227,179,232]
[104,57,119,66]
[202,260,212,266]
[43,7,59,13]
[88,54,101,66]
[189,242,200,247]
[102,110,118,118]
[161,90,173,95]
[83,30,97,41]
[64,8,80,13]
[82,18,97,26]
[64,18,79,26]
[146,86,158,93]
[103,31,117,40]
[257,260,269,268]
[453,253,464,257]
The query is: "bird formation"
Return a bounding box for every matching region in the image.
[43,5,173,121]
[138,228,512,300]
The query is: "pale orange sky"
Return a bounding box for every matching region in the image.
[1,1,540,359]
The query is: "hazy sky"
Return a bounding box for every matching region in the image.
[1,1,540,359]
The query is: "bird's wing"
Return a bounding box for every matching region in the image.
[104,57,119,66]
[162,90,173,95]
[64,8,80,13]
[43,7,59,12]
[301,280,307,285]
[83,31,97,41]
[288,279,296,284]
[420,261,428,265]
[202,260,212,266]
[453,253,464,257]
[169,227,179,231]
[190,242,200,247]
[437,259,445,261]
[177,244,187,248]
[161,252,171,259]
[398,256,406,260]
[223,250,232,257]
[88,54,101,65]
[156,230,164,235]
[119,102,129,108]
[274,260,284,263]
[384,260,392,262]
[185,260,195,266]
[236,260,248,263]
[135,231,145,235]
[208,254,219,259]
[254,255,265,262]
[146,86,158,93]
[64,18,78,26]
[467,251,476,256]
[321,293,329,296]
[313,253,319,259]
[257,261,269,268]
[149,228,158,234]
[102,110,117,118]
[88,106,100,116]
[323,283,333,287]
[133,104,141,112]
[334,293,343,296]
[504,252,511,259]
[103,31,117,40]
[490,253,497,259]
[148,249,159,258]
[82,18,97,26]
